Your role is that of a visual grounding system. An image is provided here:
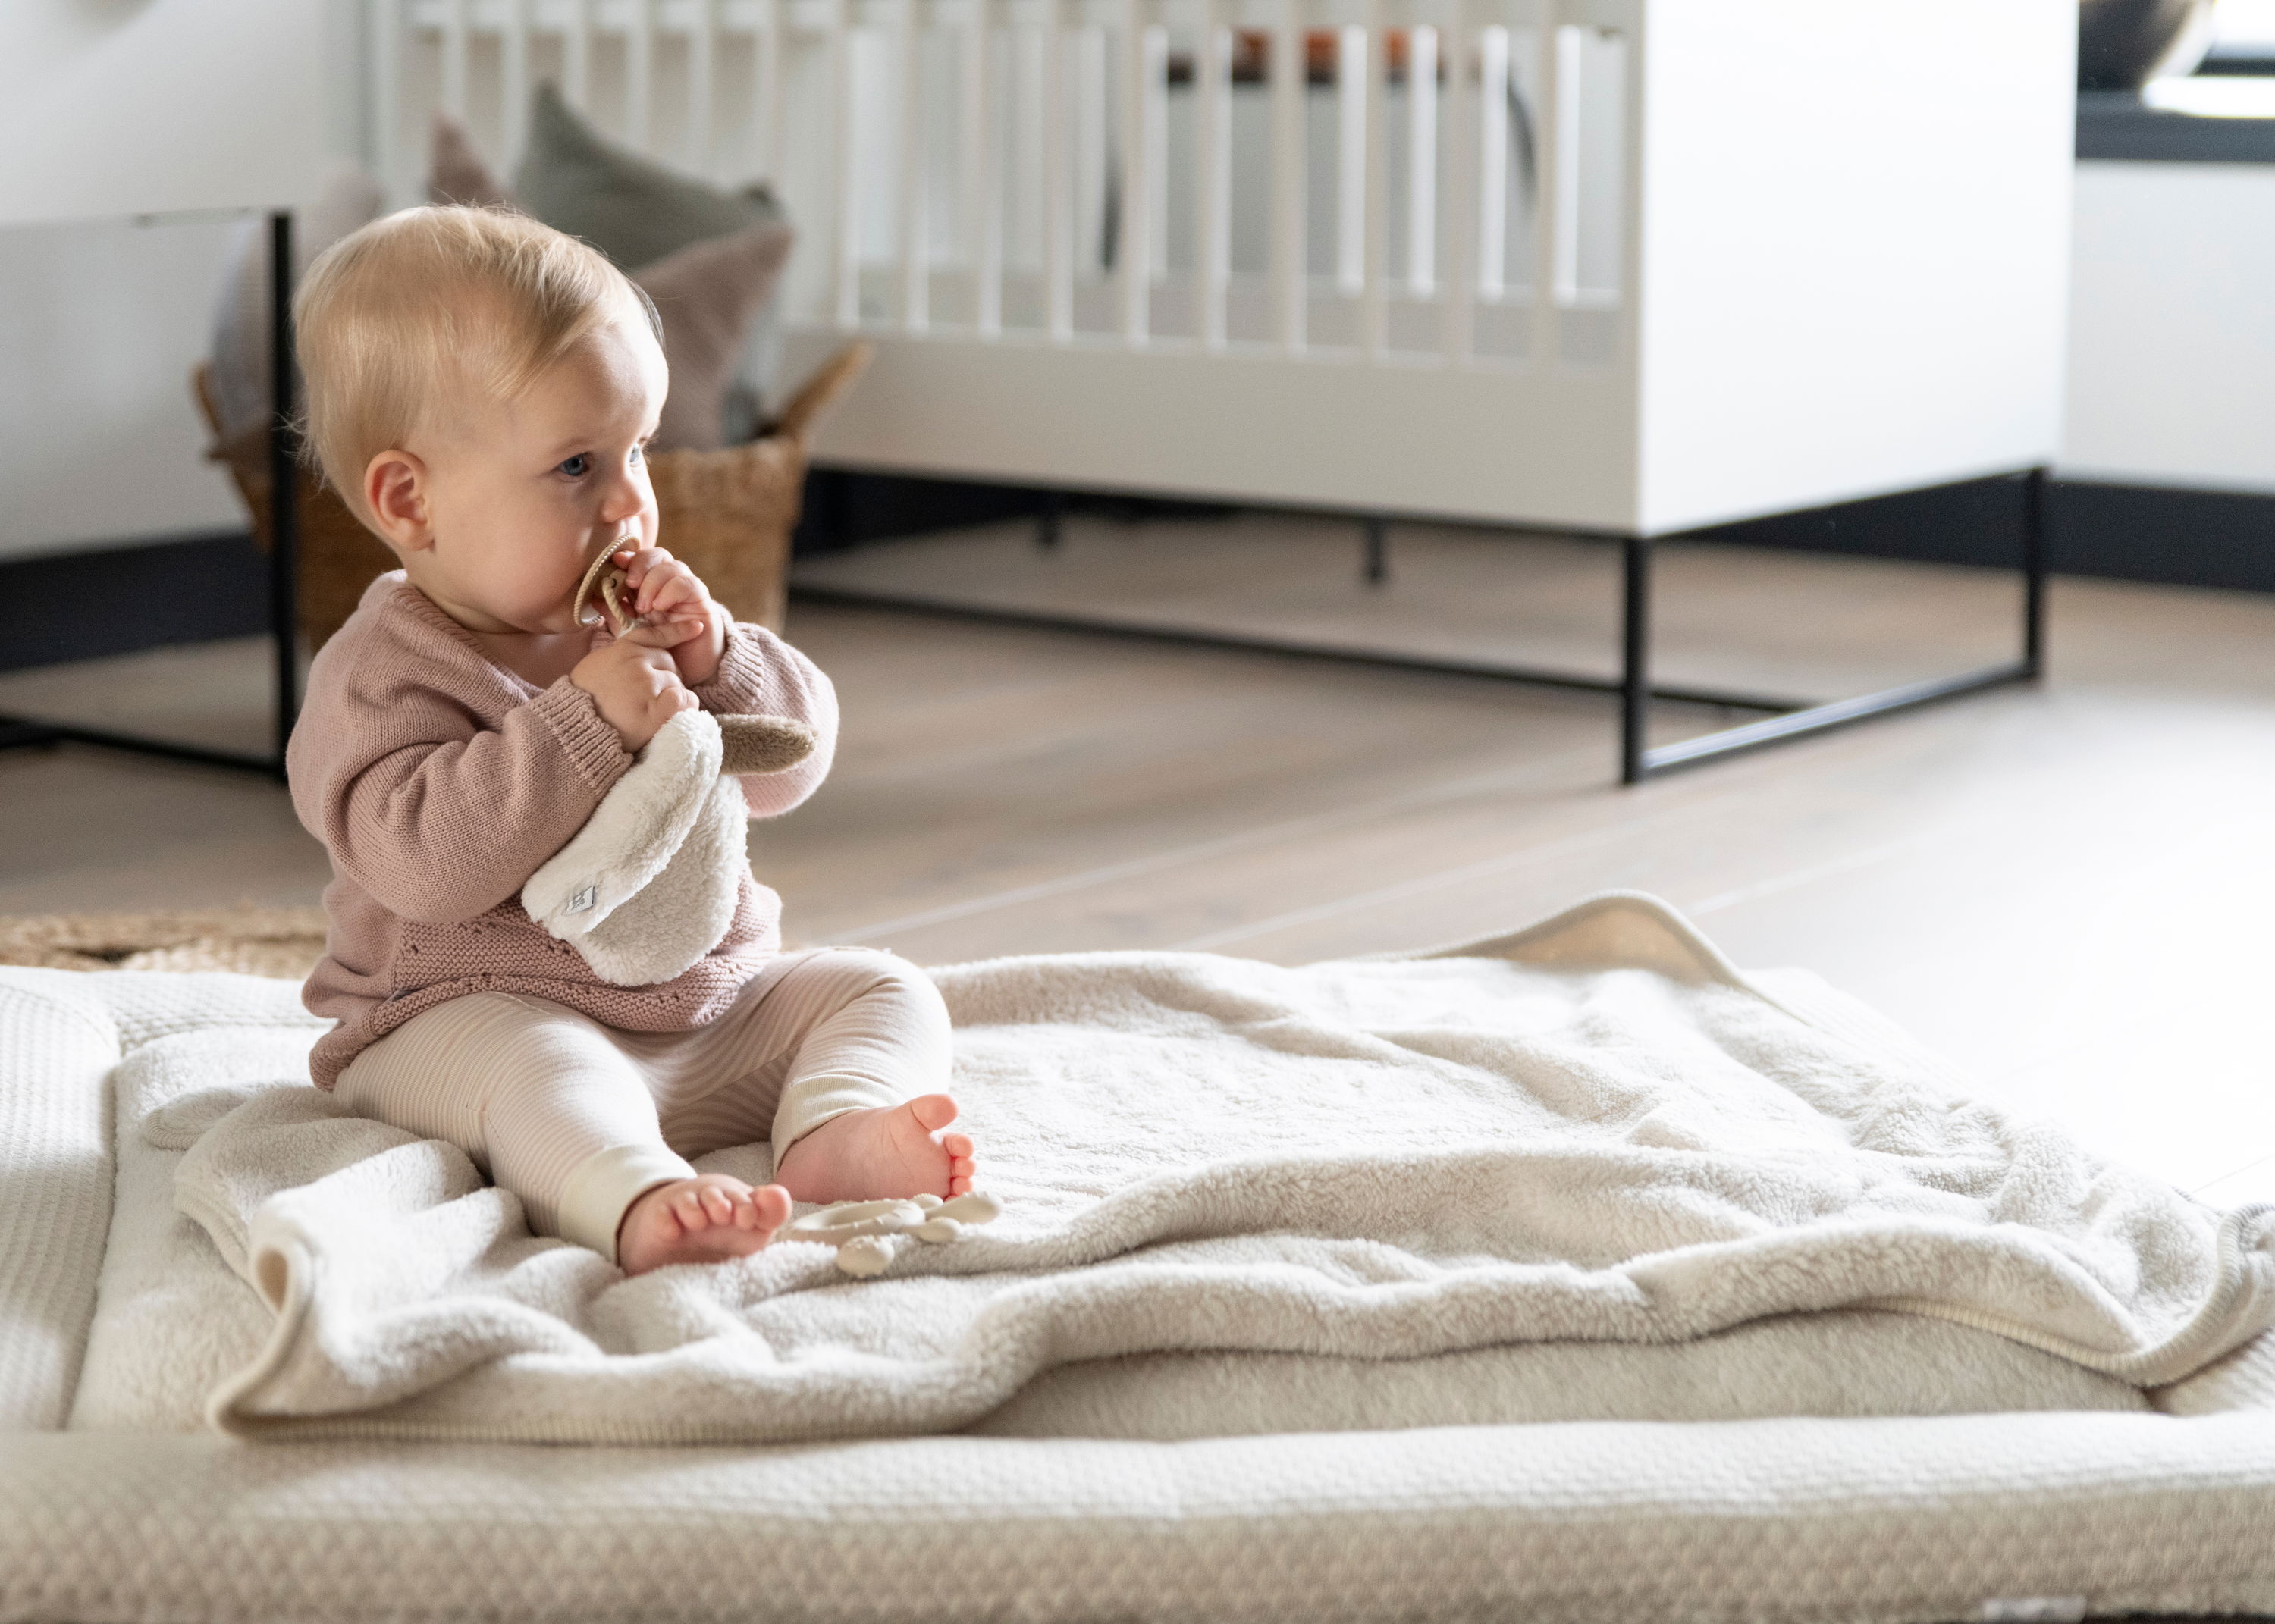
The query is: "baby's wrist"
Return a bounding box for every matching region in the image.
[679,622,728,686]
[682,619,737,691]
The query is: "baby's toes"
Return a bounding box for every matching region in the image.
[752,1184,792,1231]
[727,1184,790,1233]
[908,1094,959,1133]
[940,1131,973,1158]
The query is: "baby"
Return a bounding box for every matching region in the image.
[286,205,975,1274]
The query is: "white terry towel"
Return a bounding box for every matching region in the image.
[519,701,818,989]
[519,708,745,988]
[171,894,2275,1445]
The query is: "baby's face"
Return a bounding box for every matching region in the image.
[400,308,668,635]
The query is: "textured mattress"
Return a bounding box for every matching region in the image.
[5,913,2273,1624]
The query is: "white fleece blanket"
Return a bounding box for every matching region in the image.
[157,894,2275,1444]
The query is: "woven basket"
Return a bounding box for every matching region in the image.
[0,904,329,977]
[194,343,872,650]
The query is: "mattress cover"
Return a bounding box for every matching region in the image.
[7,1416,2275,1624]
[5,903,2274,1622]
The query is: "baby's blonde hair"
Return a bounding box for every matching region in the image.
[293,205,658,522]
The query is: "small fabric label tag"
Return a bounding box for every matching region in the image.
[568,884,598,915]
[1982,1600,2087,1623]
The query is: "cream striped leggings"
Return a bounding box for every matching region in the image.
[334,948,952,1264]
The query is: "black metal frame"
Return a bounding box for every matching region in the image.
[792,466,2051,785]
[0,211,300,782]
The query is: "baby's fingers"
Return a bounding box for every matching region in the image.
[639,561,708,618]
[615,619,699,650]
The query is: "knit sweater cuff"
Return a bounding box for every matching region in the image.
[531,677,632,792]
[692,625,771,716]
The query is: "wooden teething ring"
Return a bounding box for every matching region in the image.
[574,544,642,636]
[571,537,822,777]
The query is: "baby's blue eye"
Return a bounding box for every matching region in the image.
[630,444,644,465]
[557,453,592,478]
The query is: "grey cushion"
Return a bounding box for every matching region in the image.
[512,83,787,440]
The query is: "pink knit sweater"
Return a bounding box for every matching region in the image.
[288,572,839,1089]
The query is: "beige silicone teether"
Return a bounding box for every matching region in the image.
[784,1190,1005,1277]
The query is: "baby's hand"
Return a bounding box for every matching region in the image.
[571,634,696,753]
[610,545,729,687]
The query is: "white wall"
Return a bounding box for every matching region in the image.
[2062,159,2275,493]
[0,218,248,558]
[0,0,369,562]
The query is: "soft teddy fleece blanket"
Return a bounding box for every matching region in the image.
[162,893,2275,1444]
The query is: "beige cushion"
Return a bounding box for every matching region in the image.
[639,224,795,453]
[428,114,511,212]
[431,92,792,448]
[517,83,789,441]
[206,162,384,442]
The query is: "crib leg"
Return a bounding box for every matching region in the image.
[1037,491,1065,551]
[1624,466,2048,782]
[2022,464,2048,680]
[1362,517,1389,585]
[1620,538,1652,787]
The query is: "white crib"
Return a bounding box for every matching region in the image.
[377,0,2076,779]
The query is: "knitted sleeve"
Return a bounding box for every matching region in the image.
[691,622,840,819]
[289,605,632,924]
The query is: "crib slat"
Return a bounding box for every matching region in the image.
[1439,4,1473,362]
[1530,4,1561,358]
[1359,6,1386,354]
[1407,23,1438,298]
[1552,18,1583,306]
[1269,0,1305,353]
[1043,0,1073,340]
[628,0,655,149]
[373,0,405,202]
[901,0,930,330]
[1143,23,1168,284]
[831,0,861,328]
[501,0,532,170]
[688,0,717,174]
[566,0,593,109]
[1336,25,1363,296]
[755,0,784,183]
[965,0,1002,336]
[1477,24,1507,302]
[1117,0,1148,343]
[1194,4,1228,349]
[441,0,471,121]
[1077,25,1106,293]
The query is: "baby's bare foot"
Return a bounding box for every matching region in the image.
[773,1094,978,1206]
[617,1173,792,1274]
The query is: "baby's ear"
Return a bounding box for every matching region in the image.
[364,450,434,552]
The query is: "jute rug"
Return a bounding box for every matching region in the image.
[0,905,327,979]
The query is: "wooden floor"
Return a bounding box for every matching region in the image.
[6,510,2274,1205]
